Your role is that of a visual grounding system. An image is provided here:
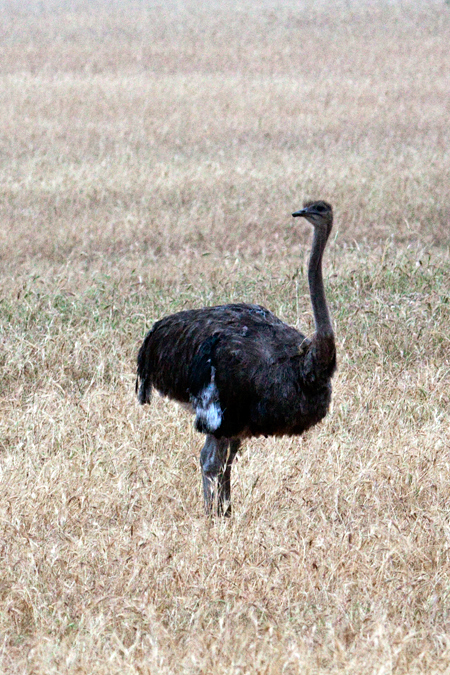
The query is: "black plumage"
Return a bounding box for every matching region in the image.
[136,200,336,515]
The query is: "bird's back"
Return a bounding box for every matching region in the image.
[137,302,334,439]
[137,303,298,399]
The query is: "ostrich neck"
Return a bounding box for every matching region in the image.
[308,228,333,337]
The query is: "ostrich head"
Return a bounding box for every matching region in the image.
[292,201,333,235]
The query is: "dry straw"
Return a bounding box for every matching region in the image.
[1,1,450,672]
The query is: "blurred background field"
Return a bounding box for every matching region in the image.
[1,1,450,673]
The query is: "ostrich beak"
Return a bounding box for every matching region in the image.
[292,208,308,218]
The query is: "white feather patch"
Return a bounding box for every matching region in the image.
[193,367,223,432]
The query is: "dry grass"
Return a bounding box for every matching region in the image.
[1,0,450,672]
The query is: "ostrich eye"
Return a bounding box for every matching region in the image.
[315,205,325,213]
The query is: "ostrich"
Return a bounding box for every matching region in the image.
[136,201,336,516]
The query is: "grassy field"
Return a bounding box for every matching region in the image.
[1,0,450,672]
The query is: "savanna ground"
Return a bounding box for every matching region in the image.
[1,0,450,672]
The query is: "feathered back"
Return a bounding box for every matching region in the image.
[136,303,335,439]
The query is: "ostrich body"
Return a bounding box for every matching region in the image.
[136,201,336,515]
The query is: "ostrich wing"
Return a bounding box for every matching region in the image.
[137,303,304,401]
[137,303,329,438]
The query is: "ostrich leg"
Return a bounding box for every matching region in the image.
[200,436,240,516]
[217,438,241,517]
[200,435,228,515]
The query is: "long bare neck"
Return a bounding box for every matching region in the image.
[308,227,333,337]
